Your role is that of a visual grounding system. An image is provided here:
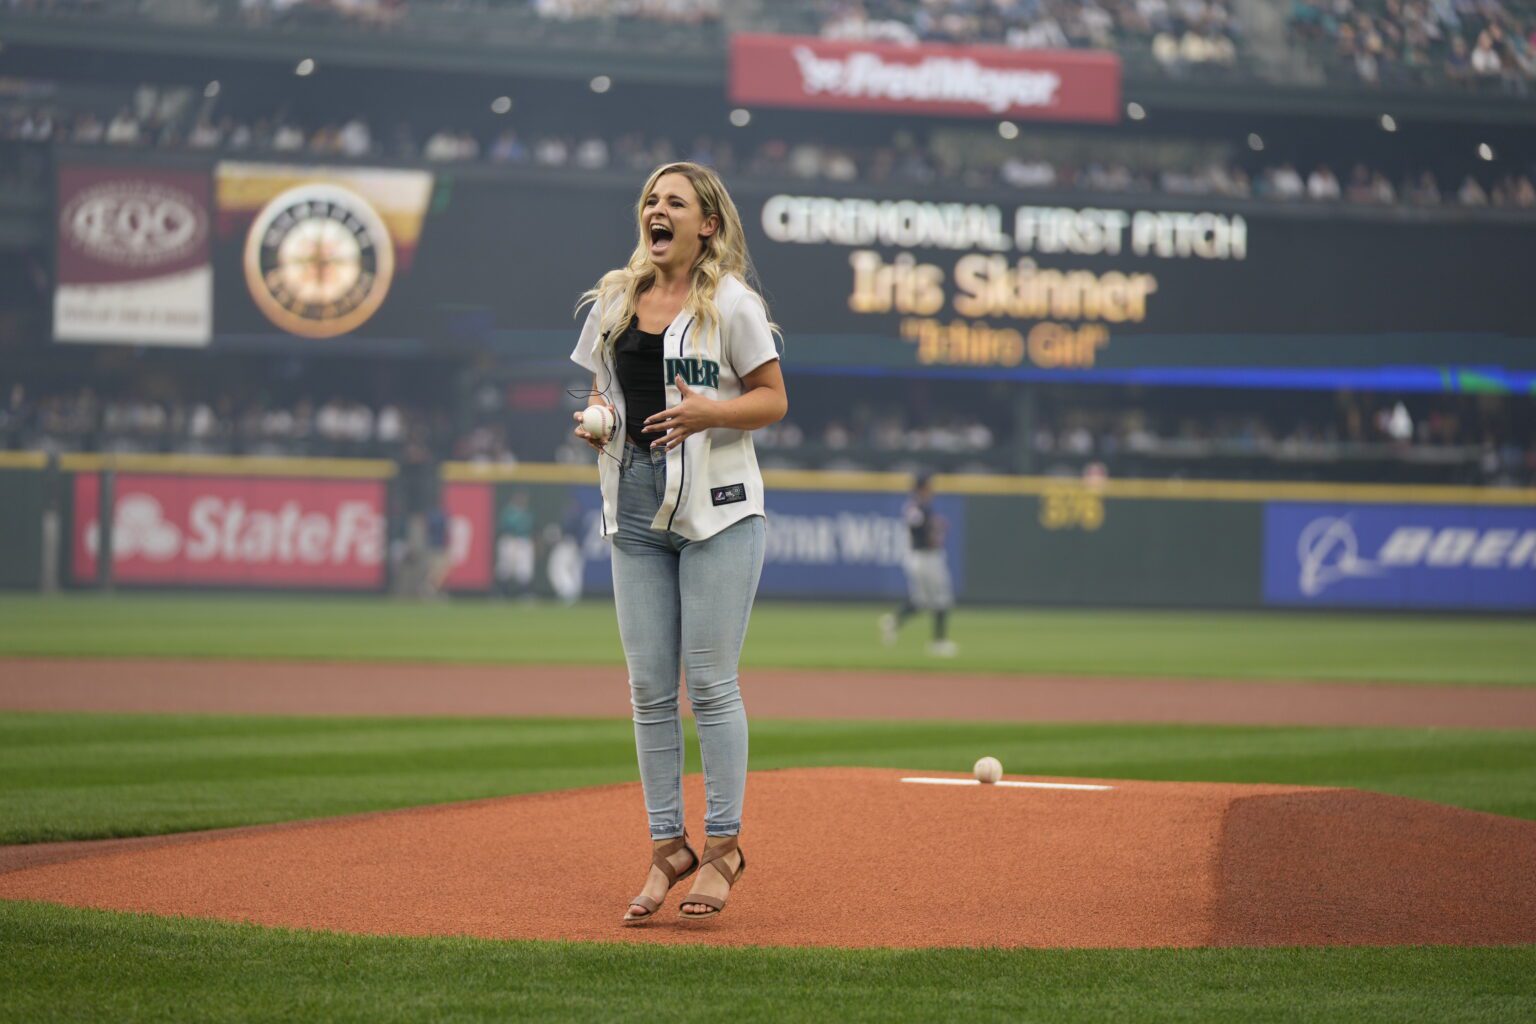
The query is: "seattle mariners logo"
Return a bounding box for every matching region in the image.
[243,183,396,339]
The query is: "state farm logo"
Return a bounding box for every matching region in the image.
[83,494,181,560]
[62,181,208,268]
[85,492,383,566]
[1297,516,1536,596]
[791,46,1060,113]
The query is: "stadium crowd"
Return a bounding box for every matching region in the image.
[7,381,1531,486]
[1290,0,1536,90]
[14,0,1536,93]
[811,0,1242,73]
[5,98,1534,212]
[1021,389,1535,485]
[0,387,455,460]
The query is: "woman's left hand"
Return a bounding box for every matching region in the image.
[643,376,719,451]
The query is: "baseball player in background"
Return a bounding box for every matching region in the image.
[881,471,958,657]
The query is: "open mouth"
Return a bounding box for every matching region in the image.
[648,222,674,255]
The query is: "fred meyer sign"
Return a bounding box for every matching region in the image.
[730,34,1120,123]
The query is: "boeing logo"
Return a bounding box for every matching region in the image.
[1296,516,1381,596]
[1296,516,1536,595]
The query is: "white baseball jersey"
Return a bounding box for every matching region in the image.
[571,273,781,542]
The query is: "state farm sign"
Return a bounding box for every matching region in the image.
[73,473,386,587]
[730,34,1120,123]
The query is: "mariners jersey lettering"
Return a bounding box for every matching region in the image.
[665,357,719,389]
[572,274,781,542]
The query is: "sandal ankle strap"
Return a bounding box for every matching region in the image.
[651,835,697,886]
[696,837,745,887]
[698,835,738,868]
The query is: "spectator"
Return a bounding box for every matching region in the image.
[1471,30,1503,77]
[187,118,222,149]
[105,108,140,145]
[574,136,609,170]
[337,117,372,158]
[489,129,529,163]
[271,121,305,152]
[1404,170,1442,205]
[1267,163,1306,200]
[1345,163,1377,202]
[1307,164,1342,200]
[533,136,569,167]
[424,129,465,161]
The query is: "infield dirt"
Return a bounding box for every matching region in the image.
[2,768,1532,949]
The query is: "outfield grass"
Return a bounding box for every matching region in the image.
[2,900,1532,1024]
[1,593,1533,684]
[3,712,1534,844]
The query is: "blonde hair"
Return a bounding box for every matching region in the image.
[578,162,778,355]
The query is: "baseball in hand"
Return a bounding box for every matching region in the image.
[580,405,614,441]
[973,756,1003,784]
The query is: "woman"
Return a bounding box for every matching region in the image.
[570,162,786,923]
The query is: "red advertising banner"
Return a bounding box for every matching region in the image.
[442,482,492,592]
[55,164,213,346]
[73,473,386,588]
[730,33,1120,124]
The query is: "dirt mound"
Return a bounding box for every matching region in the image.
[1212,789,1536,946]
[1,769,1531,948]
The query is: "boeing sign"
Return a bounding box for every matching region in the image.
[1264,503,1536,610]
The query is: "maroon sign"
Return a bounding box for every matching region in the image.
[442,482,492,592]
[73,473,386,588]
[55,164,213,346]
[730,33,1120,124]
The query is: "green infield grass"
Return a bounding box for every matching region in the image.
[2,900,1532,1024]
[3,713,1534,844]
[1,593,1532,684]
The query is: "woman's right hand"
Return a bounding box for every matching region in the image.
[573,400,615,453]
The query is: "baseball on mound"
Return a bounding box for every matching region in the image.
[580,405,614,441]
[973,756,1003,784]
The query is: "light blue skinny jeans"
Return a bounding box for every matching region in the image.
[611,441,765,839]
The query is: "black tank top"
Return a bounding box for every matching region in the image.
[615,317,666,448]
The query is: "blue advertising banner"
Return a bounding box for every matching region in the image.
[1263,502,1536,610]
[574,487,965,599]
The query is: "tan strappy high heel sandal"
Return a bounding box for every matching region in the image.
[621,833,699,926]
[678,835,746,920]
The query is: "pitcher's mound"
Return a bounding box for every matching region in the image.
[1,768,1532,948]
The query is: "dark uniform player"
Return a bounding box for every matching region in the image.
[880,472,957,656]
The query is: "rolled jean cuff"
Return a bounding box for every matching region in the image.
[649,823,685,839]
[704,821,741,837]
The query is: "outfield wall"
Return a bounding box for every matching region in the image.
[0,453,48,591]
[2,453,1533,611]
